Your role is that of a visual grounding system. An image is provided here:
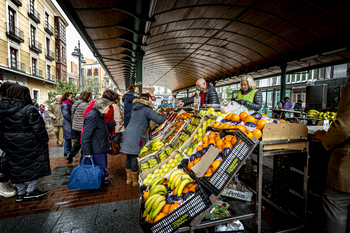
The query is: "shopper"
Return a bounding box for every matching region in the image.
[0,85,50,202]
[83,90,119,137]
[46,95,64,147]
[120,93,167,186]
[61,91,75,157]
[32,99,39,111]
[81,98,116,185]
[113,94,125,134]
[316,81,350,233]
[276,97,290,109]
[122,84,139,128]
[66,91,92,163]
[232,75,263,111]
[0,82,17,198]
[294,100,303,117]
[178,78,219,107]
[39,104,46,119]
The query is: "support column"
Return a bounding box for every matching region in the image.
[187,89,189,98]
[136,50,144,95]
[280,63,287,101]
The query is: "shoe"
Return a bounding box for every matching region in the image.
[131,171,139,186]
[104,170,109,177]
[0,182,17,198]
[64,153,67,158]
[65,153,74,163]
[126,169,132,184]
[59,144,63,147]
[103,180,110,185]
[16,195,25,202]
[24,189,48,200]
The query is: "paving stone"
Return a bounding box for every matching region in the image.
[0,216,23,233]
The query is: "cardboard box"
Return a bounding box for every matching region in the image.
[262,122,308,150]
[191,145,220,178]
[221,186,253,202]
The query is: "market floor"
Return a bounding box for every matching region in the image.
[0,131,140,231]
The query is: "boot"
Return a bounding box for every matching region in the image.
[65,153,74,163]
[0,182,17,198]
[131,171,139,186]
[126,169,132,184]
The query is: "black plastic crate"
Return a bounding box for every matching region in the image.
[139,185,211,233]
[200,129,259,196]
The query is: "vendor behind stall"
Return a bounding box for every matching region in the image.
[315,78,350,233]
[232,75,263,112]
[177,78,219,107]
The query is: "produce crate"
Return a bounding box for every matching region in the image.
[200,128,259,196]
[139,185,211,233]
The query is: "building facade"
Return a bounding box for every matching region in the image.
[0,0,67,104]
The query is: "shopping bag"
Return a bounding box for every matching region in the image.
[68,156,105,189]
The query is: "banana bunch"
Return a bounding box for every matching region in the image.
[168,170,194,197]
[306,110,337,120]
[152,141,165,151]
[142,194,166,221]
[139,146,149,157]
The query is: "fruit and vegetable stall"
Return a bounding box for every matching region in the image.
[136,107,313,233]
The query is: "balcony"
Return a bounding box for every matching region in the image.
[30,67,43,77]
[28,9,40,24]
[10,0,22,7]
[8,59,26,73]
[45,23,53,36]
[56,57,67,65]
[46,50,55,61]
[6,24,24,43]
[29,40,42,53]
[46,73,55,81]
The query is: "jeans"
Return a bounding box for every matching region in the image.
[126,154,138,172]
[15,179,39,195]
[64,140,72,153]
[323,186,350,233]
[70,131,82,156]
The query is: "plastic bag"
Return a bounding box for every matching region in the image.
[220,100,249,114]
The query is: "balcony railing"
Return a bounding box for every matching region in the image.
[45,23,53,36]
[10,0,22,7]
[46,73,55,81]
[8,59,26,73]
[28,9,40,23]
[6,23,24,43]
[29,40,42,53]
[30,67,43,77]
[46,50,55,61]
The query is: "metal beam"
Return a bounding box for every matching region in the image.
[280,63,287,100]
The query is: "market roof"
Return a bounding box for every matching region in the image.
[57,0,350,92]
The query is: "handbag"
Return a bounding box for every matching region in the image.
[0,149,9,182]
[109,133,122,156]
[68,155,105,189]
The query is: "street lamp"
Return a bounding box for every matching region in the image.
[71,40,86,91]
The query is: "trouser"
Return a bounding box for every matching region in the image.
[126,154,138,172]
[70,130,82,157]
[322,186,350,233]
[64,140,72,153]
[53,126,64,144]
[15,179,39,195]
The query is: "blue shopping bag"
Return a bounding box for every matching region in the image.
[68,156,105,189]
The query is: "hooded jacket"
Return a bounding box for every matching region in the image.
[122,91,138,128]
[120,99,167,155]
[0,98,51,183]
[61,100,76,140]
[182,84,220,106]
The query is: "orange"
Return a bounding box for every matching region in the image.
[225,114,233,120]
[216,139,223,148]
[173,187,177,195]
[239,112,248,121]
[213,122,221,128]
[245,131,254,139]
[204,169,213,177]
[209,138,216,145]
[161,204,171,214]
[202,142,209,148]
[224,135,234,141]
[154,212,166,222]
[244,115,256,123]
[145,214,154,223]
[210,160,222,171]
[223,141,233,149]
[279,119,287,123]
[231,135,237,145]
[194,158,201,165]
[185,183,196,189]
[218,123,226,129]
[230,114,240,122]
[162,180,169,185]
[253,129,262,140]
[188,161,195,170]
[169,203,180,213]
[235,125,246,133]
[209,132,217,140]
[217,145,223,153]
[215,134,221,142]
[143,190,150,201]
[256,119,267,130]
[228,125,235,129]
[182,187,189,193]
[196,145,203,152]
[189,184,197,193]
[261,114,268,117]
[202,135,209,144]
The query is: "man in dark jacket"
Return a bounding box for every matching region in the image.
[293,100,303,117]
[122,85,139,128]
[178,78,220,107]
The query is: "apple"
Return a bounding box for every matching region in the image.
[170,162,177,168]
[142,178,149,185]
[168,159,175,164]
[165,164,170,168]
[146,173,153,179]
[150,174,156,179]
[154,168,160,174]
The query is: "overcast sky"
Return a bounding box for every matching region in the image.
[52,0,95,64]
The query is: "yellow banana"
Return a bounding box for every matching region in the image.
[143,194,161,218]
[169,170,185,184]
[149,200,166,221]
[171,174,183,190]
[177,179,193,196]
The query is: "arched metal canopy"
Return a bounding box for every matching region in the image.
[57,0,350,92]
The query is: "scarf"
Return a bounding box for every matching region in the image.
[62,100,73,106]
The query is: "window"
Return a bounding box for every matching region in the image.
[94,68,98,76]
[55,21,59,38]
[333,64,348,78]
[272,77,277,85]
[56,44,59,61]
[32,58,37,75]
[45,13,49,28]
[10,48,17,69]
[62,46,66,63]
[8,7,15,33]
[87,69,91,76]
[46,38,50,53]
[29,0,35,14]
[47,65,51,79]
[56,68,61,80]
[30,25,36,46]
[33,90,38,100]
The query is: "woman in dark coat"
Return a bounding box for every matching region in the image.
[122,85,139,129]
[120,93,167,186]
[0,85,50,202]
[81,98,116,185]
[61,91,76,157]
